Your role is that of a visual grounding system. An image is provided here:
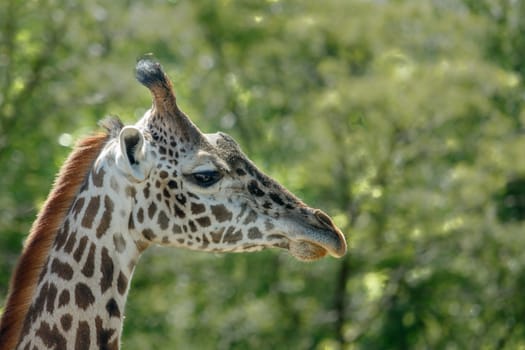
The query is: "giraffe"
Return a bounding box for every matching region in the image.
[0,58,347,350]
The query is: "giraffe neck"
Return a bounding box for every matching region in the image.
[1,135,145,350]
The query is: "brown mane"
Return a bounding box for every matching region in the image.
[0,132,108,350]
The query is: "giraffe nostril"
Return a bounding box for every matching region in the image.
[314,210,334,229]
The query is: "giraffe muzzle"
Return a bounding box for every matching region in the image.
[285,209,347,261]
[314,210,347,257]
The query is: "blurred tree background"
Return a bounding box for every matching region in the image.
[1,0,525,348]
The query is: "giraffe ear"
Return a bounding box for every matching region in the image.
[116,126,150,181]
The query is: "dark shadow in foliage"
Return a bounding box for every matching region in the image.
[496,177,525,223]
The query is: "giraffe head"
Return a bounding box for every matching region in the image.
[113,58,346,261]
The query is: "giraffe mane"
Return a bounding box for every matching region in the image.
[0,131,110,349]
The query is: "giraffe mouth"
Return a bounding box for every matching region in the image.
[277,220,347,261]
[291,231,347,261]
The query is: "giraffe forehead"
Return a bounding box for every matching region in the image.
[147,133,242,176]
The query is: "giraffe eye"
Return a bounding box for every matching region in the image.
[191,170,222,187]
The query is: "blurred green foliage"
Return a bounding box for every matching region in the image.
[2,0,525,348]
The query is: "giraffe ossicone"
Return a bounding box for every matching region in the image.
[0,58,347,349]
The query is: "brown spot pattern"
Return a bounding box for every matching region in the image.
[73,236,88,262]
[81,243,96,277]
[223,228,243,244]
[211,204,232,222]
[137,208,144,223]
[96,196,114,238]
[64,230,77,254]
[190,202,205,215]
[148,202,157,219]
[82,195,100,229]
[51,258,73,281]
[45,283,58,314]
[117,271,128,295]
[248,180,265,197]
[248,227,262,239]
[58,289,70,308]
[36,321,67,350]
[157,210,169,230]
[60,314,72,332]
[75,283,95,310]
[100,247,114,294]
[106,298,121,318]
[196,216,211,227]
[269,192,285,206]
[75,321,90,350]
[172,224,182,234]
[142,229,157,240]
[128,214,135,230]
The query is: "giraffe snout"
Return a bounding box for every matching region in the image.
[290,208,348,259]
[314,209,347,258]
